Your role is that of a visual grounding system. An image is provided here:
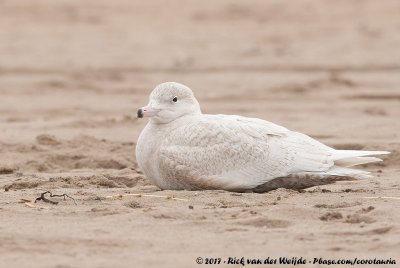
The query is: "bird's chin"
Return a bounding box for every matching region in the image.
[150,117,170,124]
[149,114,180,124]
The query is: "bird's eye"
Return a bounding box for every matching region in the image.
[172,96,178,102]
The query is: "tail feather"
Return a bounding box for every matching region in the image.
[335,156,383,167]
[331,150,390,161]
[325,166,373,179]
[331,149,389,169]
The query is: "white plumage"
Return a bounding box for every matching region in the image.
[136,82,389,192]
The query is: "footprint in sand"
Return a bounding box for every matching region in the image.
[239,217,291,228]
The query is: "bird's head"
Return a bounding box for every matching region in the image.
[137,82,201,124]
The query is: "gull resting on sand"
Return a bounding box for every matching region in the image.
[136,82,389,192]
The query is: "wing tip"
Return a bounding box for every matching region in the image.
[372,151,391,155]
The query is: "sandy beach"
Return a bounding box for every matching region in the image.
[0,0,399,267]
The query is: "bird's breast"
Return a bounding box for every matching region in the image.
[136,122,176,188]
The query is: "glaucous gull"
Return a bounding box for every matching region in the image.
[136,82,389,192]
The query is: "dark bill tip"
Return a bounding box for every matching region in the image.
[137,108,143,118]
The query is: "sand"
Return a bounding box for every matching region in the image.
[0,0,399,267]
